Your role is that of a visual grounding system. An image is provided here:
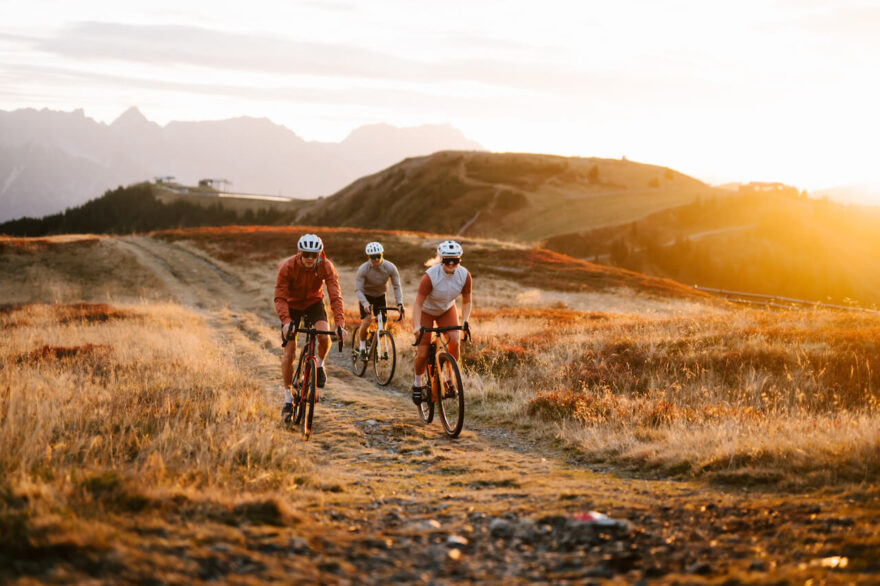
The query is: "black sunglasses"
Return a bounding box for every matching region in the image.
[301,251,318,259]
[369,254,382,260]
[442,257,461,266]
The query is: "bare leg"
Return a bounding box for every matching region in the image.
[414,345,429,376]
[359,315,372,341]
[315,319,331,362]
[281,339,297,388]
[446,331,461,361]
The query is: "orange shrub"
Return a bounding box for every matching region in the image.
[463,341,530,375]
[18,344,111,363]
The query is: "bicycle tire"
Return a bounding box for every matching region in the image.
[437,353,465,438]
[292,346,307,425]
[302,358,317,440]
[350,325,369,377]
[373,330,396,386]
[417,365,435,424]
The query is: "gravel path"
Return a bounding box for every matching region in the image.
[102,235,880,584]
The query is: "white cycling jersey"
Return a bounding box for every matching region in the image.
[421,263,470,315]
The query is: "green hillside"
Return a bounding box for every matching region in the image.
[0,183,305,236]
[298,151,725,241]
[543,191,880,306]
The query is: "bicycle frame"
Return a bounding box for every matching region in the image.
[282,322,341,439]
[352,305,402,385]
[367,305,401,359]
[424,332,453,401]
[413,323,470,437]
[413,324,470,398]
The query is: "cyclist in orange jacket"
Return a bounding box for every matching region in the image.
[274,234,346,425]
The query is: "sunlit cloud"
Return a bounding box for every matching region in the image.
[26,21,731,105]
[1,0,879,192]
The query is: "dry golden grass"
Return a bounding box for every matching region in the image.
[453,307,880,489]
[0,237,173,304]
[152,225,710,301]
[0,302,313,564]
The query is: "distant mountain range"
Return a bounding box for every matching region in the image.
[0,107,483,222]
[811,181,880,207]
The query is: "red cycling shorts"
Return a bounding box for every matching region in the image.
[418,306,458,346]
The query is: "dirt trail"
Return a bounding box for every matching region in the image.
[117,236,880,584]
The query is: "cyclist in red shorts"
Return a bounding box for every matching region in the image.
[274,234,346,425]
[410,240,472,404]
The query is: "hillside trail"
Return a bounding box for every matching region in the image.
[112,235,878,584]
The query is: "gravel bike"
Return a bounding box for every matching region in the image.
[351,305,402,386]
[282,323,342,440]
[412,324,470,438]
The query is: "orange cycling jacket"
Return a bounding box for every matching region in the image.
[273,252,345,327]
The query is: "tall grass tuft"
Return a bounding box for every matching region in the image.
[458,308,880,488]
[1,302,309,556]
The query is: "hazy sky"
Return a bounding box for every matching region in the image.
[2,0,879,191]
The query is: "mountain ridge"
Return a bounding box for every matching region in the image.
[0,107,483,222]
[297,150,723,241]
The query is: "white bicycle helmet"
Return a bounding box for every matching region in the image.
[297,234,323,252]
[437,240,463,257]
[365,241,384,255]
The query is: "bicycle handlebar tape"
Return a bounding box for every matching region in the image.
[336,326,344,352]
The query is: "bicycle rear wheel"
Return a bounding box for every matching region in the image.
[302,358,317,440]
[350,326,369,376]
[373,330,396,386]
[292,347,307,425]
[437,353,465,438]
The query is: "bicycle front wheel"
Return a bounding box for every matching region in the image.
[437,353,465,438]
[292,348,307,425]
[302,358,317,440]
[350,326,369,376]
[373,330,396,386]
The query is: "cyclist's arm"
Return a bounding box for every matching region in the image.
[412,274,432,333]
[389,262,403,306]
[323,259,346,328]
[461,272,473,324]
[411,293,425,333]
[273,257,293,325]
[354,263,369,308]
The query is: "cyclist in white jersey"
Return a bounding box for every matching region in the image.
[354,241,404,359]
[410,240,472,404]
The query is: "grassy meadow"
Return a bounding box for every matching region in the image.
[3,227,880,581]
[147,226,880,490]
[455,308,880,489]
[0,302,319,580]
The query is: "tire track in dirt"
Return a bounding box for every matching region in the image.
[114,234,880,584]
